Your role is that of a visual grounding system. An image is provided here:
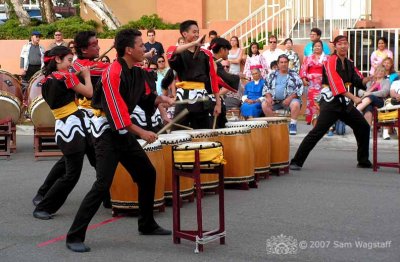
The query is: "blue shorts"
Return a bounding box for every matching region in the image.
[272,98,301,111]
[363,95,384,113]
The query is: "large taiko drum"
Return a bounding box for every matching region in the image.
[110,140,165,212]
[171,129,220,190]
[158,133,194,200]
[226,120,270,175]
[27,74,55,127]
[255,117,289,169]
[0,70,22,124]
[215,127,255,184]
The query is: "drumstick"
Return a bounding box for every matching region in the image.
[193,34,206,59]
[141,109,189,147]
[95,45,115,62]
[212,115,217,129]
[172,123,193,130]
[174,97,209,105]
[74,66,96,76]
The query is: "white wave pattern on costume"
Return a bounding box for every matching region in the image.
[131,106,162,127]
[90,116,110,138]
[79,107,94,132]
[55,115,86,143]
[176,88,208,104]
[320,86,334,102]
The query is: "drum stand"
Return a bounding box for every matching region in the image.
[172,149,225,253]
[0,118,13,159]
[373,108,400,173]
[33,127,62,159]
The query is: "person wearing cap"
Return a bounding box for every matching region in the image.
[20,31,45,83]
[290,35,372,171]
[303,28,331,57]
[48,31,68,50]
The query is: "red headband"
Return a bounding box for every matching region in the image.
[44,56,55,63]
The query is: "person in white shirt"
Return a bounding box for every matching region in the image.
[262,35,284,73]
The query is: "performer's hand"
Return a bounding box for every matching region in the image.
[213,103,221,116]
[139,130,158,144]
[79,66,91,78]
[162,116,172,125]
[155,95,175,107]
[20,69,26,76]
[195,35,206,47]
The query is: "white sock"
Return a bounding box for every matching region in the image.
[290,119,297,125]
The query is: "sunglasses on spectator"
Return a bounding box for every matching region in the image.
[157,60,165,63]
[223,65,230,69]
[269,41,277,43]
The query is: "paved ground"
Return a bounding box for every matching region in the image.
[1,122,399,262]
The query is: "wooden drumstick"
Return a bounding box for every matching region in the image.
[141,108,189,147]
[172,123,193,130]
[212,115,217,129]
[95,44,115,62]
[193,34,206,59]
[174,96,209,105]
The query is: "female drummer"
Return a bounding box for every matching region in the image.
[33,46,93,220]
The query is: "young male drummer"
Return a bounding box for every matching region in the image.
[166,20,221,129]
[66,29,174,253]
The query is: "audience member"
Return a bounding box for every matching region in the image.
[262,35,284,72]
[20,31,45,83]
[303,28,331,57]
[144,29,165,63]
[241,68,265,118]
[370,37,393,76]
[228,36,243,75]
[48,31,68,49]
[283,38,300,73]
[243,42,268,80]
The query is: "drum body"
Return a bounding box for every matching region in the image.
[255,117,289,169]
[110,140,165,210]
[27,74,55,127]
[226,107,241,121]
[158,134,194,199]
[0,70,22,124]
[215,127,255,184]
[226,120,270,174]
[171,129,220,190]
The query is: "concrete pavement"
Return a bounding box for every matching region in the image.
[1,121,399,262]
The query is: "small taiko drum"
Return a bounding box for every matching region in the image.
[173,141,225,171]
[377,101,400,123]
[226,120,270,175]
[171,129,220,190]
[215,127,255,184]
[158,133,194,200]
[255,117,289,169]
[0,70,22,124]
[110,140,165,211]
[27,74,55,127]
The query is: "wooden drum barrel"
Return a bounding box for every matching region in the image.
[0,70,22,124]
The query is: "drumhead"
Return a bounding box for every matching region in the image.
[29,97,55,127]
[255,117,289,123]
[226,120,268,128]
[173,141,222,151]
[138,139,162,151]
[171,129,218,139]
[0,95,20,124]
[215,127,251,135]
[158,134,191,145]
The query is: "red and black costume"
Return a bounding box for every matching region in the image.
[67,57,160,244]
[34,71,95,215]
[291,55,370,167]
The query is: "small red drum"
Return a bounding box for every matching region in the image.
[158,133,194,200]
[215,127,255,184]
[255,117,289,169]
[226,120,270,175]
[171,129,220,190]
[27,74,55,127]
[110,140,165,211]
[0,70,22,124]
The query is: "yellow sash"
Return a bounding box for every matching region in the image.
[51,101,78,120]
[175,81,205,90]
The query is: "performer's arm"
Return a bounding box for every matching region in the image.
[126,124,157,143]
[68,68,93,98]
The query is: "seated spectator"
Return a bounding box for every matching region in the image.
[267,60,278,78]
[357,65,390,126]
[382,57,399,84]
[101,55,111,63]
[222,59,243,110]
[240,68,264,118]
[262,54,303,135]
[370,37,393,76]
[390,80,400,104]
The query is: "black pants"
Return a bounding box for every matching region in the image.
[23,64,41,82]
[35,139,96,214]
[291,98,370,167]
[66,130,157,243]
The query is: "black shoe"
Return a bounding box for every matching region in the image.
[66,242,91,252]
[289,163,302,171]
[102,200,112,209]
[32,194,43,206]
[33,210,53,220]
[139,226,172,236]
[357,161,372,168]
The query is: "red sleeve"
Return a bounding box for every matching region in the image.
[166,46,178,61]
[63,72,80,89]
[102,62,132,130]
[203,49,219,94]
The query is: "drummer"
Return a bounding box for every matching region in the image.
[66,29,174,253]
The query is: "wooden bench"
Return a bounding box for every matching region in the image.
[33,127,62,160]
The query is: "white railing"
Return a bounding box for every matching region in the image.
[341,28,400,76]
[221,0,370,48]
